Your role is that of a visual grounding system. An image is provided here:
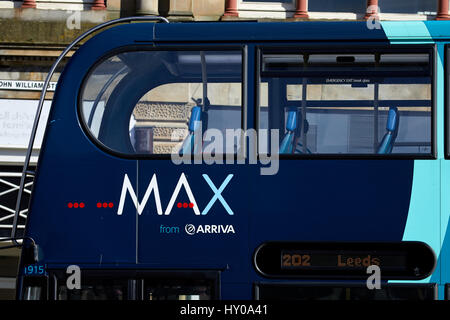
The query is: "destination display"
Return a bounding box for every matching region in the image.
[281,250,406,271]
[254,242,436,280]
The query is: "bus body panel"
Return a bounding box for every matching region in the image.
[18,21,450,300]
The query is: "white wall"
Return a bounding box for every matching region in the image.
[0,99,51,165]
[0,0,96,10]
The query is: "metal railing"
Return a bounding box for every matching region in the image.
[0,172,32,238]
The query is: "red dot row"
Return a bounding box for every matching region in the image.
[67,202,85,208]
[177,202,194,208]
[97,202,114,208]
[67,202,114,208]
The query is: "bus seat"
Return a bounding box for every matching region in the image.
[377,107,399,154]
[279,110,300,154]
[180,106,202,154]
[294,118,312,154]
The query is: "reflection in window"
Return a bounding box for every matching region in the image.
[81,50,242,156]
[57,280,127,300]
[145,279,213,300]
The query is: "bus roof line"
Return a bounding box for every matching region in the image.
[10,16,169,243]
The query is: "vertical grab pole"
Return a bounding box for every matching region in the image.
[374,82,379,152]
[301,77,307,153]
[10,16,169,243]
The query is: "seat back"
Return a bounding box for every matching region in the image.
[180,106,202,155]
[279,110,300,154]
[377,107,400,154]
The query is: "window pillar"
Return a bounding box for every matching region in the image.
[294,0,309,19]
[223,0,238,17]
[91,0,106,10]
[136,0,159,15]
[364,0,379,20]
[436,0,450,20]
[21,0,36,8]
[160,0,194,20]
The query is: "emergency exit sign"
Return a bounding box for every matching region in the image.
[0,80,57,91]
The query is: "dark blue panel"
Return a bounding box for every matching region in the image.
[248,160,413,244]
[154,21,388,42]
[137,162,255,282]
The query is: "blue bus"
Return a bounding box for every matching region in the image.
[9,17,450,300]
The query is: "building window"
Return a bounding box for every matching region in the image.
[80,49,243,157]
[378,0,437,15]
[308,0,365,13]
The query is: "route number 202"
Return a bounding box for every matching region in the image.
[282,253,311,267]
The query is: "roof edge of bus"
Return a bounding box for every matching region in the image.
[76,20,450,47]
[150,20,450,42]
[153,20,388,42]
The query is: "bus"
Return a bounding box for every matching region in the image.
[9,17,450,300]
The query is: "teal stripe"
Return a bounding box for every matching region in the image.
[381,21,434,43]
[402,161,440,284]
[381,22,444,289]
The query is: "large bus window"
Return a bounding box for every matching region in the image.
[22,276,47,300]
[80,49,242,156]
[57,279,129,300]
[259,49,432,156]
[145,281,212,300]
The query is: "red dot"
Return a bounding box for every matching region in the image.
[103,203,108,208]
[74,203,79,208]
[177,203,182,208]
[189,203,194,208]
[80,203,85,208]
[108,202,114,208]
[183,203,188,208]
[97,203,102,208]
[68,203,73,208]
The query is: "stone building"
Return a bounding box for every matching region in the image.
[0,0,448,299]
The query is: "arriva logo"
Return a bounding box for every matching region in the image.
[185,224,235,235]
[117,173,234,216]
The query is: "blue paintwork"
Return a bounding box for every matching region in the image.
[380,21,450,299]
[154,21,388,42]
[18,20,450,300]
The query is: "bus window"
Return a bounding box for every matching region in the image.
[255,283,437,300]
[57,279,128,300]
[80,50,242,156]
[259,50,432,156]
[22,276,47,300]
[142,271,218,300]
[145,282,212,300]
